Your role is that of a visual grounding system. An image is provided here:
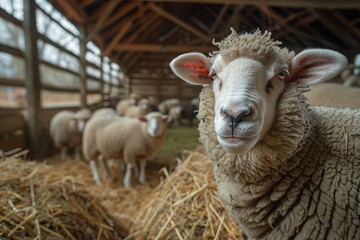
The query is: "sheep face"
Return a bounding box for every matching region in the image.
[140,112,171,138]
[207,54,288,153]
[170,48,346,154]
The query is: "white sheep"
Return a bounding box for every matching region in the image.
[170,29,360,239]
[158,98,181,114]
[92,107,118,118]
[304,82,360,109]
[124,98,151,118]
[49,109,89,160]
[116,93,139,115]
[340,68,360,87]
[83,112,171,187]
[168,105,183,127]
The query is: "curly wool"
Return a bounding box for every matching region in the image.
[197,85,360,239]
[211,28,295,65]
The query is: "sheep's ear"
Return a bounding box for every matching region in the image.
[170,52,213,85]
[162,115,172,123]
[288,49,347,85]
[138,117,147,122]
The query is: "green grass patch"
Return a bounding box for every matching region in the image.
[156,126,200,163]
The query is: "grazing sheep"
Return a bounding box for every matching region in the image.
[50,110,88,160]
[304,82,360,109]
[170,29,360,239]
[181,99,199,127]
[83,112,170,187]
[168,105,183,127]
[124,98,151,118]
[158,98,181,114]
[92,107,118,118]
[116,93,139,115]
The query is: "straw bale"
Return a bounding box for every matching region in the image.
[129,151,244,239]
[0,156,129,239]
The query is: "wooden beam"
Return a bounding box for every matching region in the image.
[79,26,87,107]
[331,10,360,40]
[145,0,360,9]
[104,20,132,56]
[149,4,211,41]
[309,9,359,48]
[52,0,87,24]
[211,4,229,33]
[0,77,25,87]
[86,0,122,41]
[102,1,140,30]
[0,7,22,28]
[79,0,96,8]
[0,43,24,58]
[274,14,316,39]
[24,0,44,159]
[114,43,215,53]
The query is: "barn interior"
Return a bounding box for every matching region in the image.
[1,0,360,239]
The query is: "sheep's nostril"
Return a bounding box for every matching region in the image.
[234,107,252,124]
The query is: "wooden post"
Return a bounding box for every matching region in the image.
[100,54,104,105]
[79,26,87,107]
[24,0,44,159]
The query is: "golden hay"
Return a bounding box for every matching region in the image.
[129,151,244,240]
[0,152,157,239]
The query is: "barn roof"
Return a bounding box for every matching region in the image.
[51,0,360,100]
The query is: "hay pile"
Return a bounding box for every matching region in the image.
[0,155,127,239]
[129,151,243,239]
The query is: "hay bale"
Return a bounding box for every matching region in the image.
[129,151,243,239]
[0,157,126,239]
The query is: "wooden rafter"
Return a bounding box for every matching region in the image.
[309,9,359,48]
[259,5,310,47]
[114,43,215,53]
[330,10,360,40]
[53,0,87,24]
[79,0,96,8]
[86,0,122,41]
[211,4,229,33]
[145,0,360,9]
[104,21,132,56]
[149,3,211,41]
[102,1,140,30]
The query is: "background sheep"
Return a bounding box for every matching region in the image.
[180,98,199,127]
[116,93,139,116]
[304,82,360,109]
[83,112,171,187]
[50,110,88,160]
[168,105,182,127]
[340,67,360,87]
[82,114,119,184]
[124,98,151,118]
[158,98,180,114]
[92,107,118,119]
[170,29,359,239]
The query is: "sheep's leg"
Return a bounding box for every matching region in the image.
[139,159,147,184]
[123,163,133,188]
[74,147,81,160]
[134,161,139,177]
[60,147,67,161]
[120,160,126,171]
[98,155,112,180]
[90,159,101,185]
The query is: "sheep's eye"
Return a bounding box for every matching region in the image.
[277,70,288,80]
[209,69,217,79]
[265,80,273,93]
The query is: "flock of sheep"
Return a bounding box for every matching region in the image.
[170,29,360,239]
[49,95,199,187]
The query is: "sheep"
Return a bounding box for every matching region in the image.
[168,105,183,127]
[158,98,181,114]
[304,82,360,109]
[170,29,360,239]
[124,98,151,118]
[340,68,360,87]
[50,110,88,160]
[92,107,118,118]
[83,112,171,187]
[116,93,139,115]
[180,99,199,127]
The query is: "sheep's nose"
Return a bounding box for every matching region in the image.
[221,107,252,128]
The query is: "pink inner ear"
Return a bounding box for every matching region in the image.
[180,60,212,80]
